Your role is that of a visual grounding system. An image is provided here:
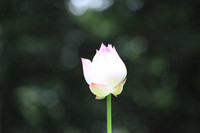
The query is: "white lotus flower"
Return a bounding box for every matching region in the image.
[81,43,127,99]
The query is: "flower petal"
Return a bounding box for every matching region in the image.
[89,83,113,99]
[112,78,127,97]
[81,58,93,85]
[95,96,106,99]
[92,45,127,88]
[99,43,106,51]
[107,44,113,52]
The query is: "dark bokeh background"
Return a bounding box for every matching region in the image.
[0,0,200,133]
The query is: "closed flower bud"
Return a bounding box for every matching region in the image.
[81,43,127,99]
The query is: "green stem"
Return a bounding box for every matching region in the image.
[107,94,112,133]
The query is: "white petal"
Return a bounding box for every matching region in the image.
[99,43,106,51]
[81,58,94,85]
[92,46,127,87]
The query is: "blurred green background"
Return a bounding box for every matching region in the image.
[0,0,200,133]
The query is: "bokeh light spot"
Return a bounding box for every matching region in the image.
[153,89,174,109]
[126,0,144,11]
[66,0,114,16]
[61,45,79,69]
[14,86,43,125]
[133,88,152,107]
[40,90,59,107]
[117,36,148,60]
[149,57,169,76]
[65,29,85,46]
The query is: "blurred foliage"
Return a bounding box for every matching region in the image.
[0,0,200,133]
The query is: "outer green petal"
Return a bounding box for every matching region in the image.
[95,96,106,99]
[112,78,127,97]
[89,83,113,99]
